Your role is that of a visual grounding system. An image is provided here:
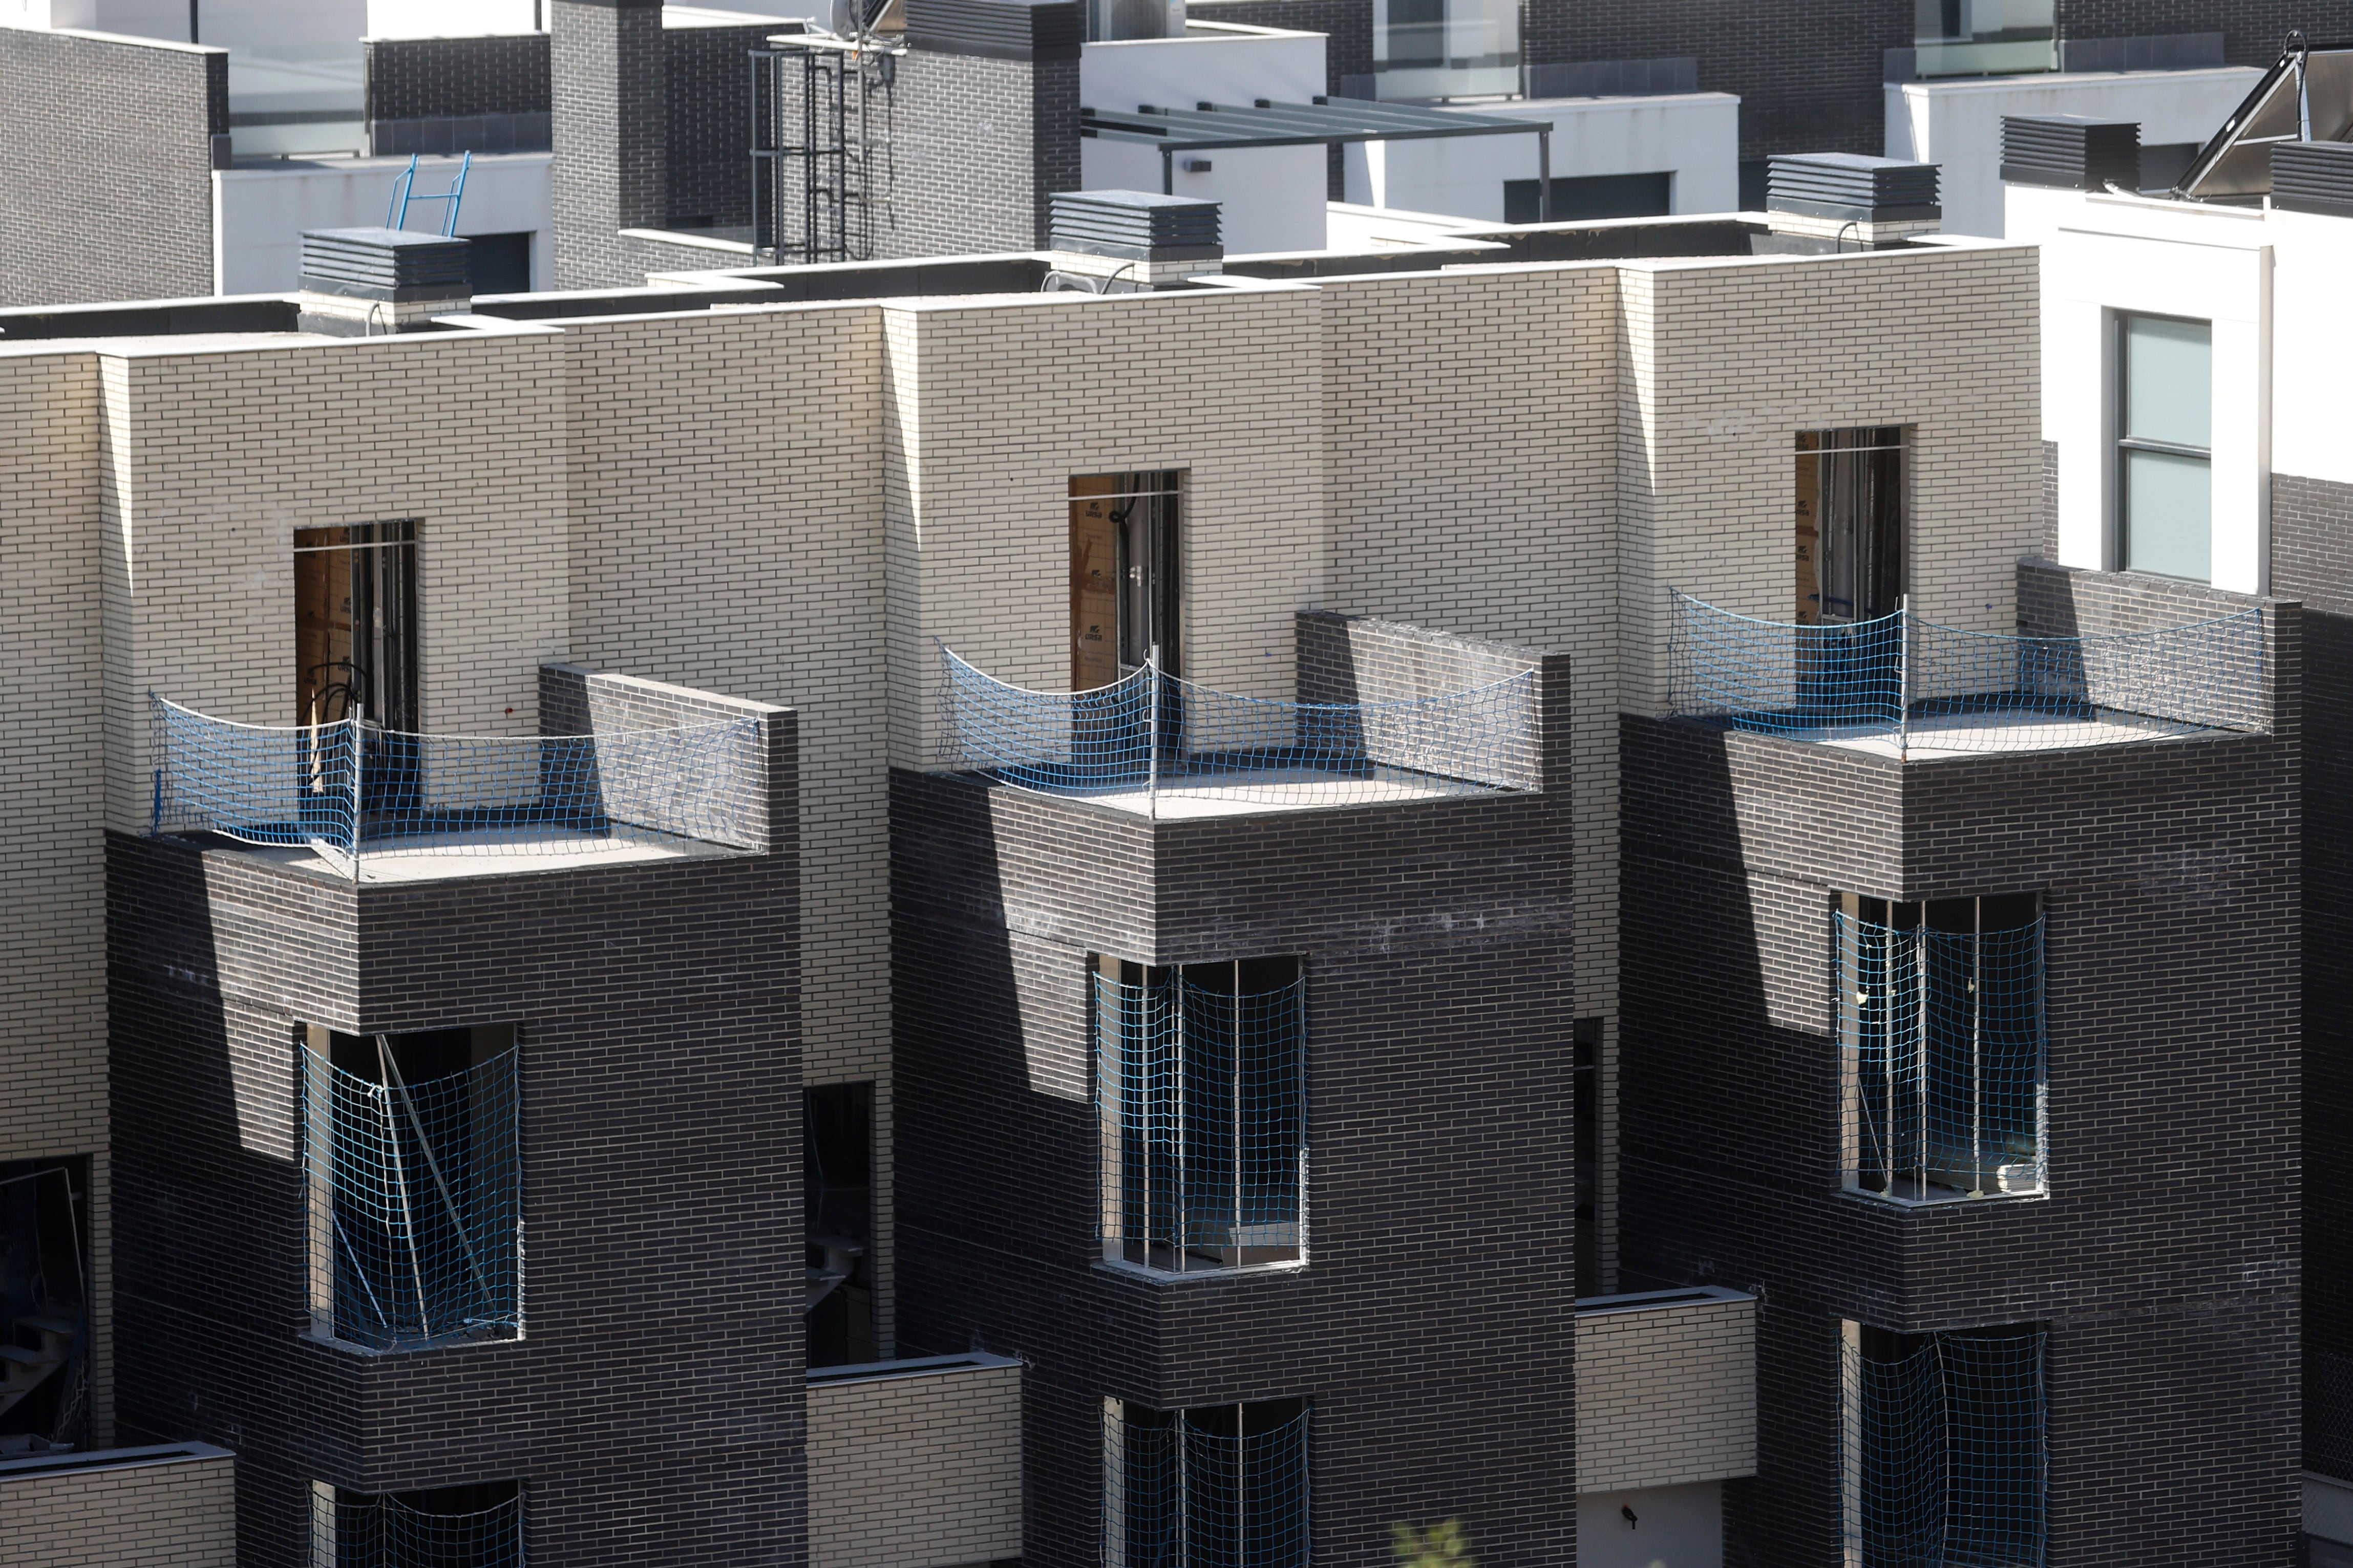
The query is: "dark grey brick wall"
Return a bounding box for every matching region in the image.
[2040,440,2059,562]
[2272,469,2353,1476]
[367,34,551,119]
[2061,2,2353,60]
[552,0,667,288]
[108,705,803,1566]
[665,25,771,230]
[879,49,1078,259]
[1619,582,2300,1567]
[0,29,225,308]
[893,771,1575,1568]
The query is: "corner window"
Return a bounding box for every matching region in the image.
[1094,957,1305,1274]
[2116,313,2213,582]
[1836,895,2045,1204]
[1104,1398,1309,1568]
[301,1025,520,1350]
[1912,0,2054,77]
[1842,1323,2046,1567]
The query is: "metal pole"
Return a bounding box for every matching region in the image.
[1147,646,1162,821]
[1232,960,1242,1267]
[1913,917,1927,1201]
[374,1036,431,1338]
[1162,145,1175,197]
[348,705,364,879]
[1897,594,1911,762]
[1968,898,1985,1197]
[1537,130,1552,222]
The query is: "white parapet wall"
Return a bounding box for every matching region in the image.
[0,1443,237,1567]
[1886,66,2261,238]
[1080,23,1329,254]
[211,151,554,295]
[808,1352,1025,1568]
[1344,92,1739,224]
[1576,1286,1756,1493]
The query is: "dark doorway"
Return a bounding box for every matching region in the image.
[464,232,533,294]
[806,1083,875,1366]
[1503,170,1672,224]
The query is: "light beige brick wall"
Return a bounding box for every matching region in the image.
[807,1357,1024,1568]
[95,335,570,834]
[0,1445,236,1567]
[882,288,1326,772]
[1618,247,2043,717]
[557,303,899,1347]
[1575,1293,1756,1493]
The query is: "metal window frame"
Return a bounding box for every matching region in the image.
[2113,311,2214,578]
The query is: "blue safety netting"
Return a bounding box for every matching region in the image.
[304,1043,519,1351]
[151,696,766,874]
[1838,913,2045,1202]
[320,1486,524,1568]
[1666,591,2266,754]
[1847,1328,2046,1568]
[1096,966,1305,1273]
[937,646,1539,813]
[1104,1403,1310,1568]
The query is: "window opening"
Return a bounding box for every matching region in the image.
[2116,314,2213,582]
[1104,1397,1309,1568]
[1370,0,1517,99]
[1837,894,2045,1204]
[1841,1323,2046,1568]
[1095,956,1305,1273]
[1911,0,2054,77]
[1070,472,1182,688]
[312,1477,523,1567]
[302,1025,520,1350]
[805,1083,876,1367]
[1797,428,1905,626]
[1573,1017,1599,1299]
[295,522,418,731]
[0,1156,91,1453]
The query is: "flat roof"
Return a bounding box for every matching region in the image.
[1082,96,1550,153]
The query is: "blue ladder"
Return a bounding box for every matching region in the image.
[386,151,471,235]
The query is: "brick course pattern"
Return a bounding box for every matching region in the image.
[552,0,667,287]
[1574,1294,1756,1494]
[366,33,552,120]
[879,50,1077,260]
[0,1446,237,1567]
[665,24,772,231]
[1619,576,2300,1565]
[0,29,225,308]
[806,1358,1024,1567]
[893,638,1575,1567]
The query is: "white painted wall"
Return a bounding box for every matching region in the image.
[1342,92,1739,223]
[4,0,187,35]
[212,151,553,294]
[2011,182,2284,592]
[1576,1483,1723,1568]
[1079,23,1328,254]
[1889,67,2260,237]
[366,0,538,34]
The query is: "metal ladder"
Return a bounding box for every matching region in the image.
[386,151,471,235]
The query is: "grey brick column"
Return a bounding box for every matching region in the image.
[551,0,666,288]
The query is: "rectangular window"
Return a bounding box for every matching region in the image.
[311,1478,523,1567]
[1797,428,1905,626]
[805,1083,876,1368]
[1502,171,1672,225]
[1837,895,2045,1204]
[1104,1398,1309,1568]
[1370,0,1518,99]
[2116,313,2213,581]
[295,521,418,730]
[301,1025,520,1350]
[1070,471,1182,690]
[1912,0,2054,77]
[1095,957,1305,1274]
[1841,1323,2046,1568]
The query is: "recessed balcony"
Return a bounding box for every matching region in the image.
[1665,590,2270,759]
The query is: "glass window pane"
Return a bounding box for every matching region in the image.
[2121,448,2212,581]
[2122,315,2212,448]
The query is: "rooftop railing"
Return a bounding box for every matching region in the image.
[936,644,1539,817]
[1665,590,2267,758]
[150,695,768,877]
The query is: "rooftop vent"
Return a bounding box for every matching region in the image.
[296,228,471,337]
[2272,137,2353,216]
[1766,153,1941,222]
[2001,115,2140,191]
[904,0,1079,60]
[1049,190,1221,261]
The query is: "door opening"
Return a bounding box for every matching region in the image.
[296,522,418,730]
[1797,429,1904,624]
[1070,472,1182,688]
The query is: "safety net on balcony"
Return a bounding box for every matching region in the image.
[1838,911,2045,1202]
[1104,1402,1310,1568]
[1095,963,1305,1273]
[315,1484,523,1568]
[1846,1327,2046,1568]
[936,645,1539,814]
[1666,590,2266,756]
[303,1041,519,1351]
[150,696,766,874]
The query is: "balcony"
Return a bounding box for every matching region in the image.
[808,1354,1023,1568]
[935,618,1548,819]
[148,665,788,882]
[1665,590,2269,759]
